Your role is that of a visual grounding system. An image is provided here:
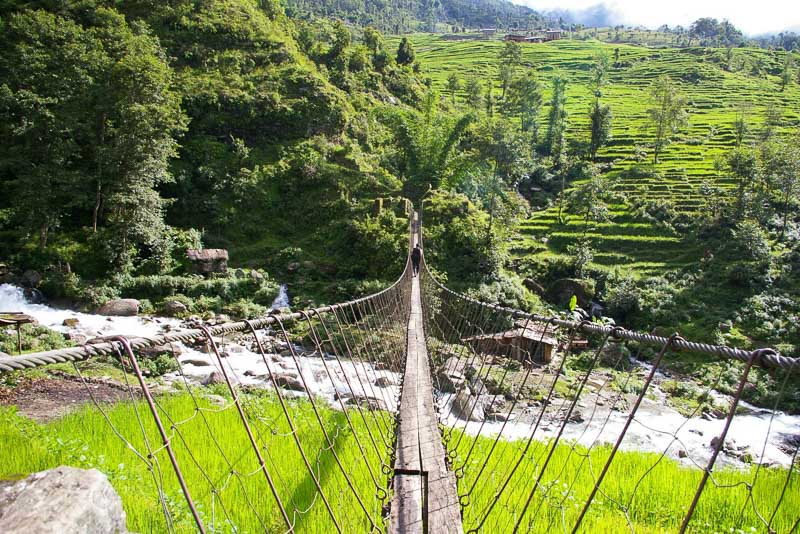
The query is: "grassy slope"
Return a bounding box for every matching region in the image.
[0,393,392,532]
[1,394,795,532]
[390,35,800,278]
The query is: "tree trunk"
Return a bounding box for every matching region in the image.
[93,181,102,233]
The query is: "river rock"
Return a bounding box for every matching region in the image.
[203,371,224,386]
[0,466,128,533]
[62,318,80,327]
[21,270,42,288]
[451,387,488,421]
[436,356,467,393]
[274,373,305,391]
[140,344,182,358]
[547,278,595,307]
[97,299,139,317]
[523,278,547,297]
[347,394,387,411]
[375,376,396,387]
[182,357,212,367]
[163,300,188,317]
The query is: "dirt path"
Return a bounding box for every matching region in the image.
[0,375,134,423]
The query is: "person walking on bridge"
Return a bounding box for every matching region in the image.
[411,243,422,277]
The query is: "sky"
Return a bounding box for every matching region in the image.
[514,0,800,36]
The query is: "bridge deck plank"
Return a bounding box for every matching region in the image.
[390,275,462,534]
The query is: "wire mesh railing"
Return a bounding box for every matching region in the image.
[1,259,413,533]
[419,257,800,534]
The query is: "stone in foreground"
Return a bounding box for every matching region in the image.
[0,466,128,533]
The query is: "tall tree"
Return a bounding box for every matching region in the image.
[447,72,462,105]
[567,170,613,237]
[506,72,542,139]
[545,74,568,161]
[646,75,688,164]
[780,54,795,91]
[465,76,483,109]
[724,146,759,218]
[733,102,751,147]
[760,136,800,241]
[396,37,415,66]
[498,41,522,99]
[0,7,185,266]
[588,54,612,160]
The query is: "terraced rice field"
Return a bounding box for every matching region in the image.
[392,36,800,276]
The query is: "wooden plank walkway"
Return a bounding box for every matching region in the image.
[390,273,462,533]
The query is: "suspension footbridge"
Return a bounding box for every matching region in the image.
[0,211,798,533]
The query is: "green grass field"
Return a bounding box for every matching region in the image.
[389,35,800,277]
[2,393,796,532]
[0,393,393,532]
[450,430,799,533]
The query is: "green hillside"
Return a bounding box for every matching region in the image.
[396,35,800,275]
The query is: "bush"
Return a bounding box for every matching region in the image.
[222,299,267,320]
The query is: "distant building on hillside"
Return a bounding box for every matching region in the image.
[546,30,562,41]
[504,34,528,42]
[480,28,497,38]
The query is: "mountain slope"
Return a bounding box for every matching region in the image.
[284,0,543,33]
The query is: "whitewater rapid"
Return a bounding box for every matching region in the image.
[0,283,401,412]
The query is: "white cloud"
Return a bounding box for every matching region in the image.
[515,0,800,35]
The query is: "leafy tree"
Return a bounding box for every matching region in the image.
[397,37,415,66]
[485,82,494,117]
[567,238,594,278]
[733,102,751,147]
[378,92,474,201]
[588,103,613,160]
[470,118,528,244]
[464,76,482,109]
[588,54,612,160]
[446,72,462,105]
[363,26,383,54]
[0,7,185,269]
[506,72,542,139]
[646,75,688,164]
[759,136,800,241]
[567,171,613,236]
[724,146,759,218]
[761,105,783,141]
[498,41,522,99]
[780,54,795,91]
[545,74,569,161]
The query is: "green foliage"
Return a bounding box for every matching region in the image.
[396,37,415,66]
[0,323,71,355]
[0,6,186,272]
[544,74,568,160]
[647,75,689,163]
[422,190,501,282]
[347,210,408,279]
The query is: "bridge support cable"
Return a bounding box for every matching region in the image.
[2,255,415,533]
[413,206,800,533]
[419,254,799,532]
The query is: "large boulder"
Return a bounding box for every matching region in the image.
[547,278,595,307]
[523,278,547,297]
[21,270,42,288]
[0,467,128,533]
[162,300,188,317]
[451,387,488,422]
[436,356,467,393]
[97,299,140,317]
